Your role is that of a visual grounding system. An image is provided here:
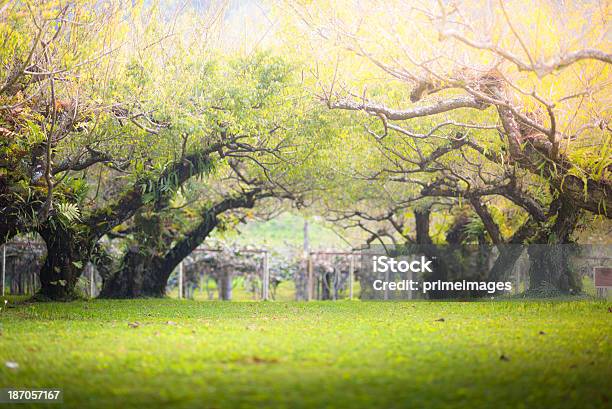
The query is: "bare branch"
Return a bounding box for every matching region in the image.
[327,95,485,120]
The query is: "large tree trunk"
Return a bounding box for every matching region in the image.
[36,224,89,300]
[487,218,540,283]
[32,152,217,301]
[527,199,582,294]
[527,244,580,294]
[417,209,452,299]
[488,245,525,282]
[99,246,167,298]
[100,211,169,298]
[100,190,261,299]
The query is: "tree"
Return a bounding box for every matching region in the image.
[287,0,611,293]
[2,2,321,300]
[0,1,157,299]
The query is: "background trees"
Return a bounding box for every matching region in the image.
[1,0,609,300]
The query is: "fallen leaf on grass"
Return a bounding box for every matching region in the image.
[5,361,19,369]
[166,321,177,326]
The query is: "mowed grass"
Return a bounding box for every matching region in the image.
[0,299,610,409]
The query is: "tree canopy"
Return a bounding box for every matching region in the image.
[1,0,610,299]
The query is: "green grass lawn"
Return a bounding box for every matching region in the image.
[0,299,610,409]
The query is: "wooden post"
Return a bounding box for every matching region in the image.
[1,245,5,297]
[178,262,183,299]
[349,253,354,300]
[333,262,338,301]
[307,254,314,301]
[89,264,95,298]
[303,219,310,301]
[262,250,270,301]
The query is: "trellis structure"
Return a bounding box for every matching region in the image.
[0,240,101,298]
[175,247,270,301]
[306,251,357,301]
[1,241,45,296]
[3,241,607,301]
